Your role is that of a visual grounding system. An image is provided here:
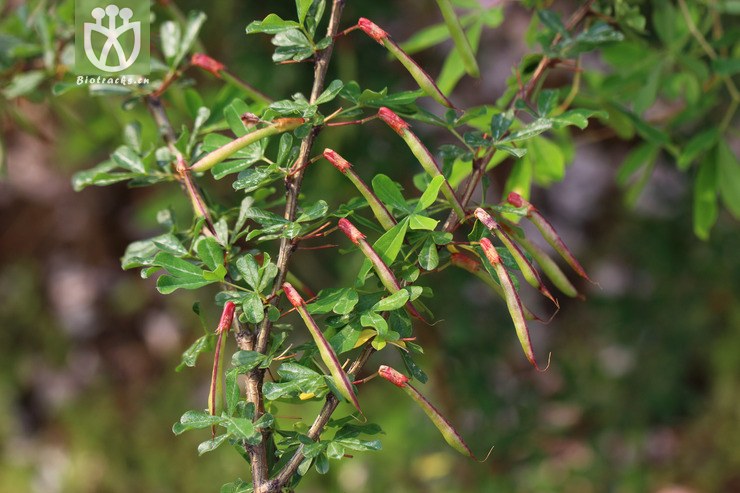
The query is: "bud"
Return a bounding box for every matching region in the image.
[191,53,225,77]
[216,301,236,333]
[358,17,388,44]
[377,107,410,136]
[282,282,304,307]
[338,218,366,244]
[479,237,500,263]
[474,208,498,230]
[241,112,261,127]
[378,365,410,388]
[323,148,352,173]
[506,192,528,210]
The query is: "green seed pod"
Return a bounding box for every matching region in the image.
[377,107,466,220]
[283,282,362,414]
[358,18,455,108]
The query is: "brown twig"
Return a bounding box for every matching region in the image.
[247,2,348,491]
[144,95,216,235]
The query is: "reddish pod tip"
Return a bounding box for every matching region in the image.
[217,301,236,333]
[479,237,501,263]
[474,208,498,230]
[378,365,409,388]
[338,218,366,245]
[378,107,409,136]
[323,149,352,173]
[358,17,388,44]
[282,282,304,307]
[506,192,528,209]
[191,53,225,77]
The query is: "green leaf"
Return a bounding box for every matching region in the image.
[160,21,181,64]
[225,417,260,443]
[357,218,409,282]
[153,252,212,294]
[198,434,229,455]
[246,14,301,34]
[408,214,439,231]
[333,437,382,452]
[242,292,265,324]
[679,129,720,171]
[693,155,718,240]
[711,57,740,76]
[551,109,607,130]
[235,254,260,290]
[314,453,329,474]
[529,137,565,186]
[617,143,659,186]
[538,10,568,37]
[296,0,313,23]
[308,288,359,315]
[172,410,222,435]
[232,166,275,192]
[401,351,428,383]
[491,112,513,140]
[717,140,740,218]
[372,174,411,213]
[415,175,445,212]
[315,80,344,105]
[175,12,207,67]
[196,237,224,270]
[3,70,45,99]
[156,275,213,294]
[220,479,250,493]
[500,118,553,143]
[176,334,213,371]
[121,233,187,270]
[418,237,439,270]
[372,290,410,312]
[112,146,145,174]
[360,312,388,336]
[297,200,329,222]
[223,99,252,137]
[225,369,240,415]
[154,252,204,277]
[232,350,266,371]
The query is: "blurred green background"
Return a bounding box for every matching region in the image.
[1,1,739,492]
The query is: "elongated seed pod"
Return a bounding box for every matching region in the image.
[323,149,397,231]
[480,238,543,370]
[190,118,304,172]
[450,252,540,321]
[358,18,454,108]
[474,208,558,307]
[507,192,592,282]
[283,282,362,414]
[191,53,225,77]
[377,107,466,220]
[502,225,580,298]
[378,365,489,461]
[434,0,480,77]
[209,301,236,436]
[337,218,422,319]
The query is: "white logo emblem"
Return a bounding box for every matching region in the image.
[84,4,141,72]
